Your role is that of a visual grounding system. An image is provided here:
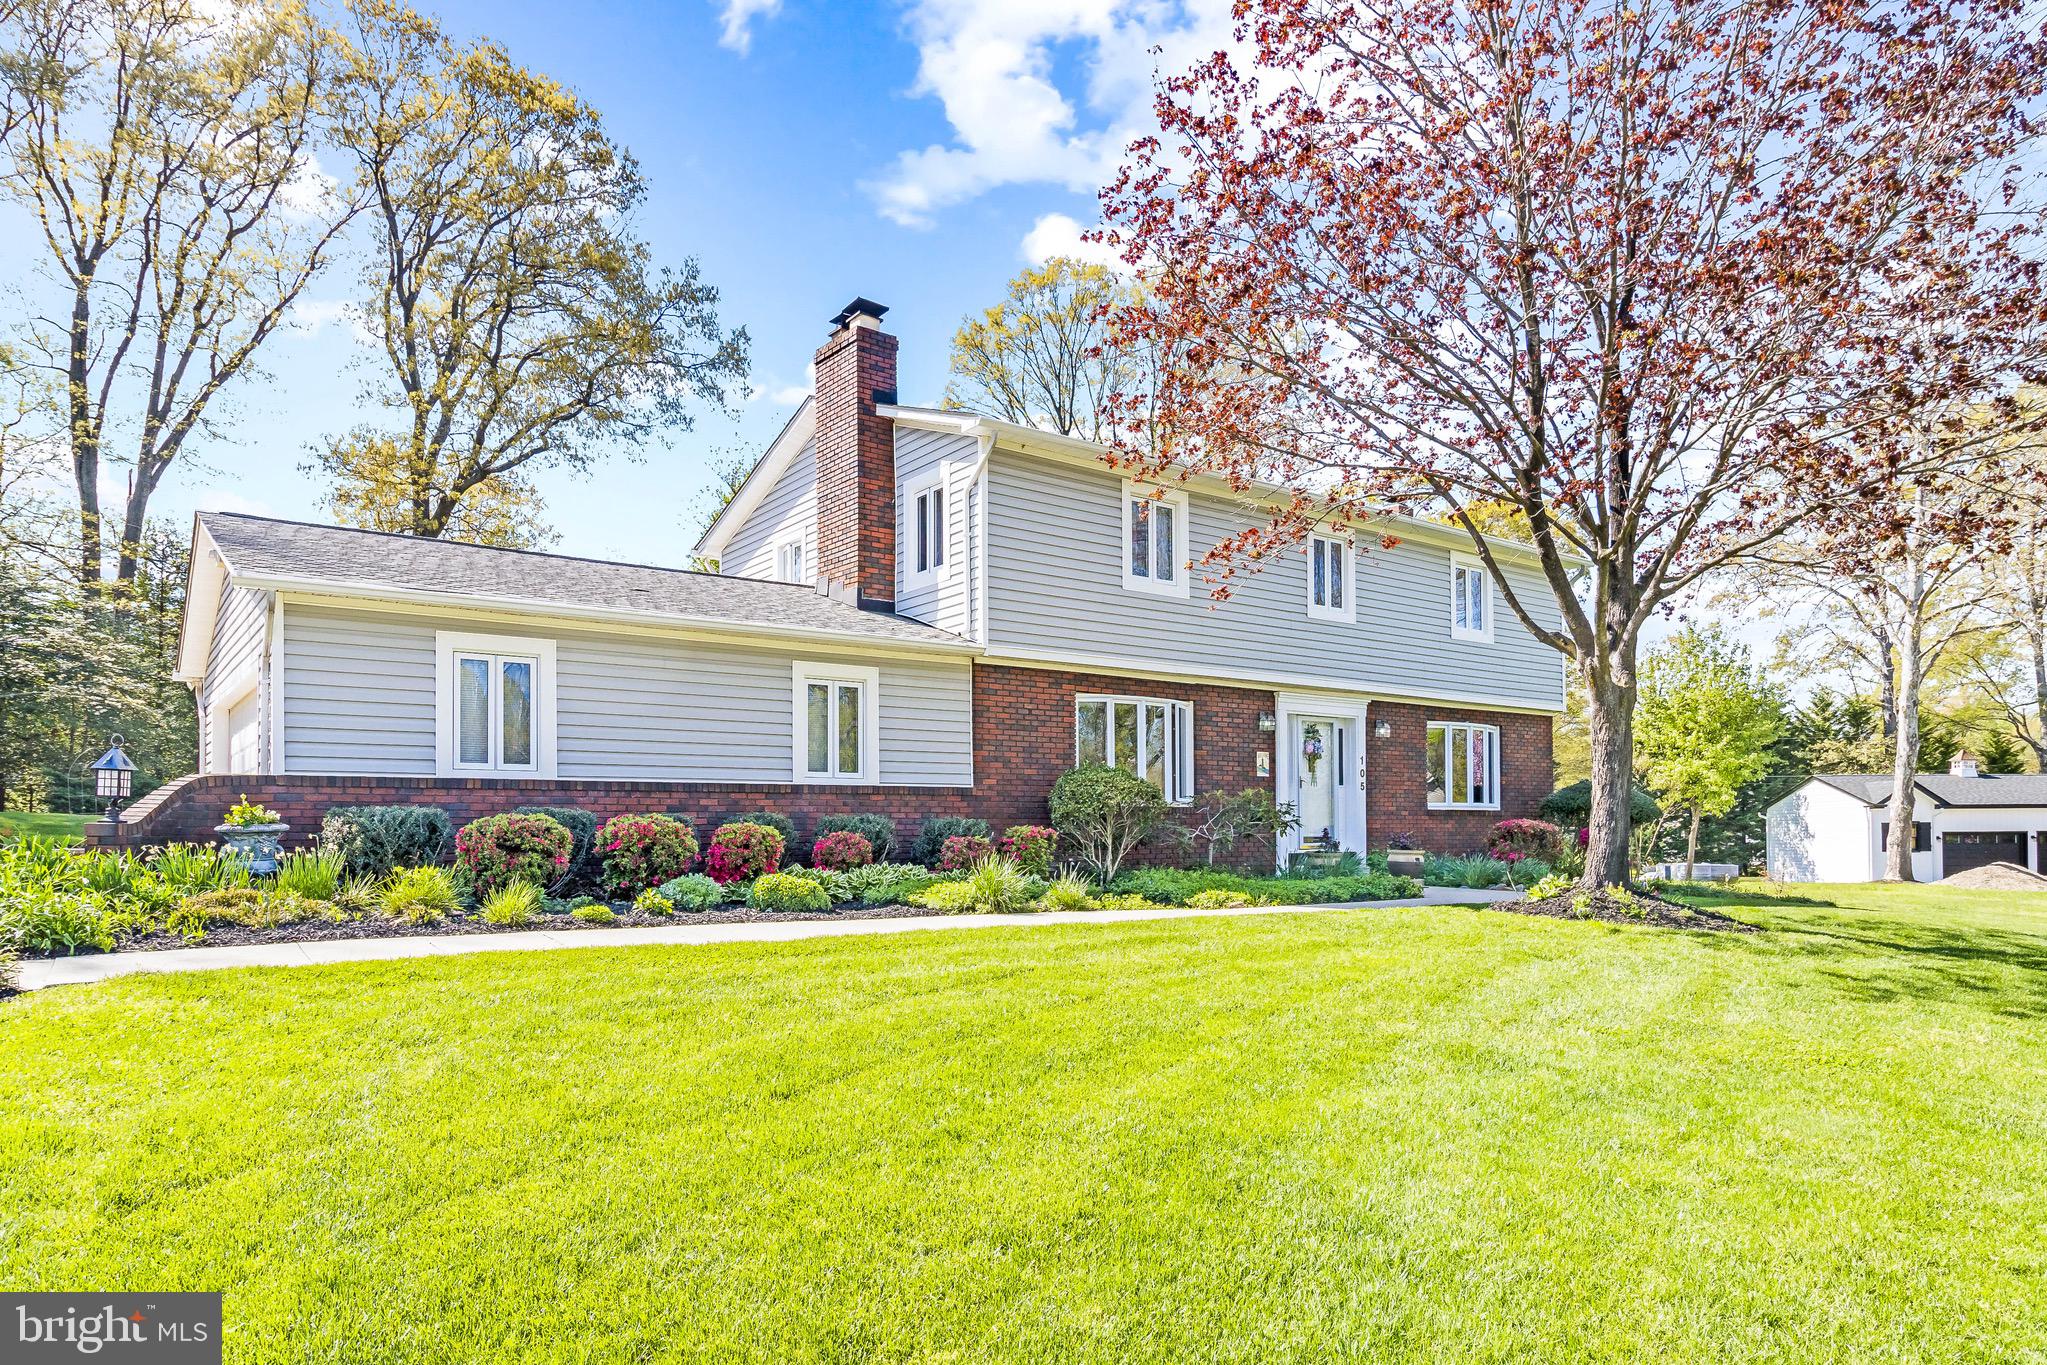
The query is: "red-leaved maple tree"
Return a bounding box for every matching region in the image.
[1100,0,2047,889]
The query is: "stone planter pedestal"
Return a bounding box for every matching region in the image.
[216,822,290,876]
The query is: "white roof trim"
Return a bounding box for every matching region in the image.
[173,517,231,684]
[694,396,815,560]
[880,403,1587,570]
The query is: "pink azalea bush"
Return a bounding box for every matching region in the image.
[1484,818,1565,864]
[706,821,784,884]
[809,831,875,871]
[596,814,700,899]
[937,834,996,871]
[999,825,1058,876]
[456,812,573,899]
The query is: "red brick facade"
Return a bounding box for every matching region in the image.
[812,307,898,609]
[101,662,1551,869]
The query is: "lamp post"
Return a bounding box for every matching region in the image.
[90,734,136,828]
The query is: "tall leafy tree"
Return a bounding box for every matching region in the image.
[944,258,1135,442]
[1635,626,1782,879]
[315,0,748,546]
[0,0,357,585]
[1101,0,2047,890]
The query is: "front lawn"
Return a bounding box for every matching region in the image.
[5,882,2046,1361]
[0,810,90,840]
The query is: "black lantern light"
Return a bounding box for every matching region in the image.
[90,734,136,825]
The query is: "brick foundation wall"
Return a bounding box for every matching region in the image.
[95,667,1550,870]
[1366,701,1553,854]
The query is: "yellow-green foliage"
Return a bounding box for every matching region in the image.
[481,881,542,926]
[379,866,459,925]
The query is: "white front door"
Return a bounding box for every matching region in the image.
[1295,717,1339,845]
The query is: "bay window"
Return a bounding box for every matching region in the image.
[1075,694,1193,804]
[1426,721,1499,809]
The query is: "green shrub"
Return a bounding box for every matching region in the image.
[1048,766,1168,882]
[936,834,995,871]
[781,865,852,903]
[1426,854,1514,889]
[1525,872,1575,900]
[148,842,252,894]
[1033,872,1095,912]
[379,865,460,925]
[455,813,574,899]
[909,857,1035,914]
[481,880,543,926]
[729,810,797,847]
[321,806,453,878]
[814,813,897,861]
[0,947,16,995]
[909,880,980,912]
[915,816,990,866]
[1,885,115,953]
[570,904,617,925]
[633,888,675,915]
[750,872,831,913]
[274,847,344,901]
[182,887,338,929]
[596,814,700,898]
[510,806,599,888]
[706,822,783,884]
[841,862,939,906]
[999,825,1059,876]
[1187,887,1264,909]
[656,874,727,912]
[1540,780,1660,826]
[1111,866,1419,906]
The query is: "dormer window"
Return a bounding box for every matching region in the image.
[1309,534,1354,623]
[1450,554,1493,641]
[1122,483,1190,598]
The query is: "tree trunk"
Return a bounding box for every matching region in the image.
[1583,670,1637,890]
[1884,643,1922,882]
[1685,808,1701,881]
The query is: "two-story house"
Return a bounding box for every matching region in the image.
[127,298,1563,866]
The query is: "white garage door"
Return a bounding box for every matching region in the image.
[226,693,260,773]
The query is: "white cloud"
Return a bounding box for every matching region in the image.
[747,380,812,406]
[193,488,274,517]
[717,0,783,54]
[1020,212,1127,270]
[866,0,1240,227]
[288,297,376,347]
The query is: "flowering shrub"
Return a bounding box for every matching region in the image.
[1485,819,1565,864]
[937,834,995,871]
[810,831,875,871]
[705,821,784,884]
[999,825,1058,876]
[596,814,700,899]
[455,813,573,899]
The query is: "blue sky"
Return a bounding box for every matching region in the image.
[27,0,1236,568]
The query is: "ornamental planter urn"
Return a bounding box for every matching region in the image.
[216,821,290,875]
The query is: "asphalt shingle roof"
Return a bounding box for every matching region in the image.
[1811,772,2047,809]
[198,512,971,650]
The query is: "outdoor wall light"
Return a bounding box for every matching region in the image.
[1257,713,1277,732]
[1373,719,1393,739]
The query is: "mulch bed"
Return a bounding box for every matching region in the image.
[45,902,962,959]
[1497,887,1758,932]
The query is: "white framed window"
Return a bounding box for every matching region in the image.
[775,538,807,585]
[1308,534,1355,623]
[435,631,557,777]
[904,474,948,587]
[1075,694,1194,804]
[1121,483,1191,598]
[1426,721,1500,809]
[1450,554,1493,641]
[793,662,879,784]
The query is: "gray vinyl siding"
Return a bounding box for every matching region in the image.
[198,583,269,772]
[723,439,817,580]
[278,600,973,785]
[282,604,438,774]
[983,451,1567,711]
[894,426,979,636]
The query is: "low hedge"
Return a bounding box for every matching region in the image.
[1111,867,1420,905]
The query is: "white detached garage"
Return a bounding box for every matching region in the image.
[1765,755,2047,882]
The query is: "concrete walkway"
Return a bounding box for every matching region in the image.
[15,888,1517,992]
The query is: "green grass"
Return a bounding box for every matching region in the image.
[0,810,90,840]
[5,881,2047,1361]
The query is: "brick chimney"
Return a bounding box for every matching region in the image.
[1950,751,1980,778]
[814,297,898,610]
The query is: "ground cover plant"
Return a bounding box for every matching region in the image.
[4,882,2044,1359]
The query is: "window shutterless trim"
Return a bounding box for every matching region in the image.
[1425,719,1500,810]
[1308,533,1356,623]
[1120,482,1192,599]
[903,471,948,589]
[433,630,558,778]
[791,661,881,784]
[1449,552,1495,642]
[1073,691,1195,805]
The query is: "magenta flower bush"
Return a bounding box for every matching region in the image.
[706,821,784,884]
[999,825,1058,876]
[455,813,573,899]
[937,834,996,871]
[1485,818,1565,864]
[809,831,874,871]
[596,814,700,899]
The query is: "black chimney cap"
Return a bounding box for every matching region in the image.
[831,297,889,328]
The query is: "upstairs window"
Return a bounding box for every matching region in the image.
[1075,695,1193,804]
[794,663,877,783]
[1309,534,1354,622]
[907,478,947,585]
[776,539,807,585]
[1427,721,1499,809]
[1451,555,1493,641]
[1122,484,1189,597]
